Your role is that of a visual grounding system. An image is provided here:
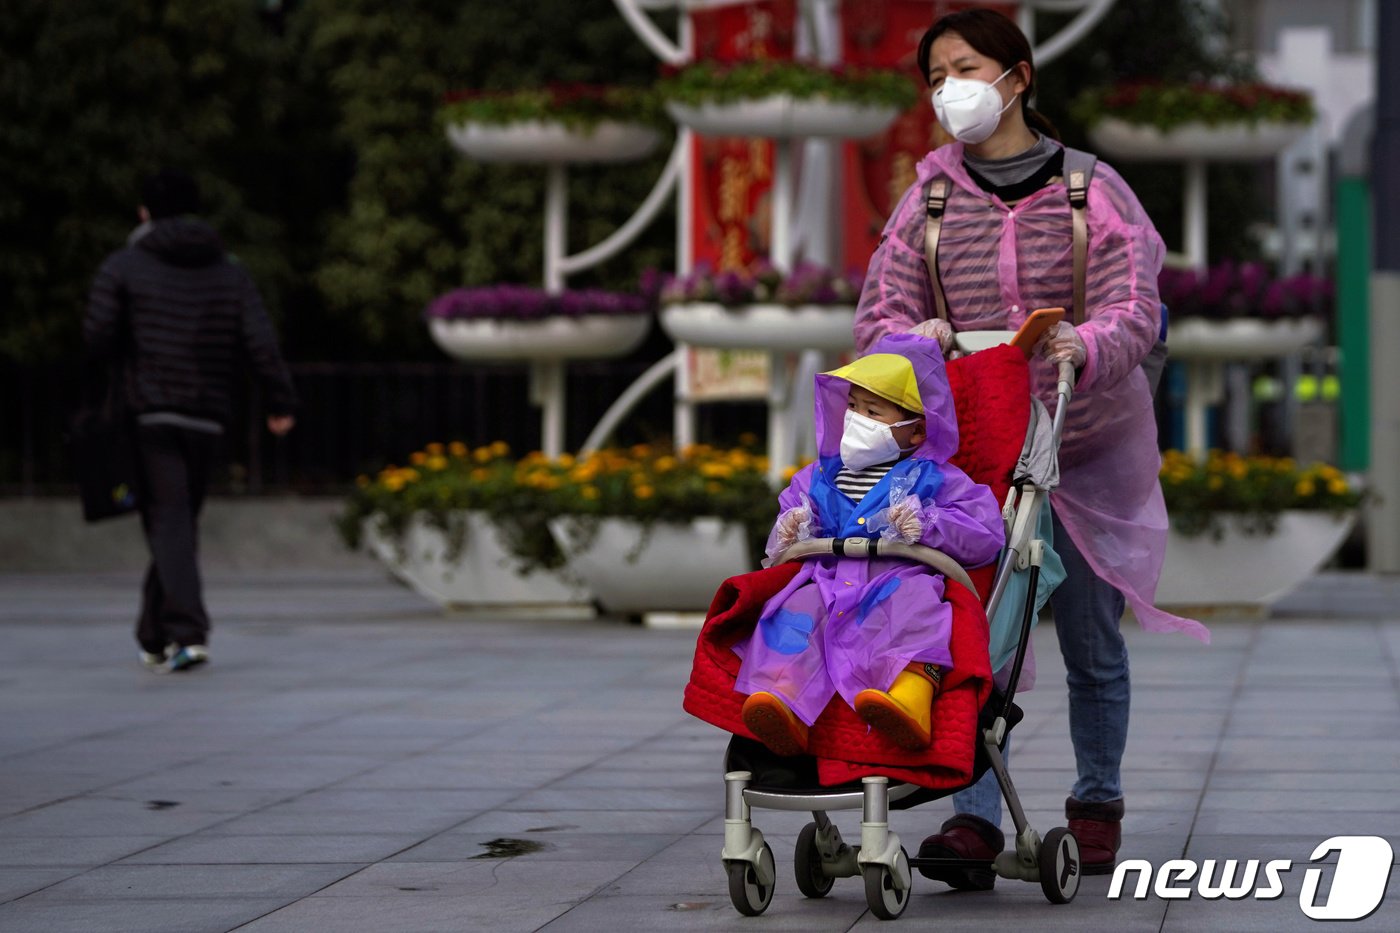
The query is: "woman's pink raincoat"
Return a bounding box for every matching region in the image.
[854,141,1207,643]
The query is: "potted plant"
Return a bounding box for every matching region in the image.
[1154,450,1364,607]
[440,84,666,163]
[654,261,863,352]
[536,442,778,615]
[1158,260,1329,360]
[658,60,917,138]
[338,442,592,613]
[424,285,652,361]
[1074,79,1314,161]
[341,440,787,618]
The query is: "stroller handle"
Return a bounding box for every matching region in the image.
[1051,360,1074,450]
[774,537,980,600]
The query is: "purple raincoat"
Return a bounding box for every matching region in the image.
[733,334,1004,726]
[853,142,1207,643]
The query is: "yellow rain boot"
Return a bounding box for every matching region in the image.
[741,691,809,757]
[854,662,942,750]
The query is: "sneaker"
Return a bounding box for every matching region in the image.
[165,645,209,673]
[1066,796,1123,875]
[916,813,1004,891]
[139,644,176,672]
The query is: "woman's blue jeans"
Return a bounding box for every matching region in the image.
[952,510,1129,826]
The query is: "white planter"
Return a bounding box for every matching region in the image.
[666,96,899,139]
[1089,117,1309,162]
[363,513,592,615]
[1155,510,1356,608]
[1168,317,1323,361]
[659,302,855,352]
[428,314,650,362]
[547,516,752,614]
[445,120,662,163]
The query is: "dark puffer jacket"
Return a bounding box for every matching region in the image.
[83,218,297,424]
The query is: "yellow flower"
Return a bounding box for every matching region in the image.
[409,451,427,466]
[1207,476,1223,490]
[739,431,759,447]
[653,456,677,474]
[634,485,655,499]
[449,441,468,457]
[355,475,370,488]
[699,462,733,479]
[1296,479,1315,497]
[557,453,576,468]
[581,485,599,500]
[473,446,493,463]
[383,475,406,492]
[425,442,444,456]
[1327,478,1349,496]
[471,468,490,483]
[490,440,510,457]
[706,481,722,494]
[426,455,448,472]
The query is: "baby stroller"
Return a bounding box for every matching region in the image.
[682,313,1079,919]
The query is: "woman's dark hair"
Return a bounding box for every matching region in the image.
[916,8,1060,142]
[140,168,202,219]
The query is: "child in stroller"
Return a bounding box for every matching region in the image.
[733,333,1004,757]
[684,313,1082,919]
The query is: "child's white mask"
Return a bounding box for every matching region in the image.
[931,66,1017,145]
[840,410,920,472]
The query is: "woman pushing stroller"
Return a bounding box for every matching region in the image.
[734,333,1004,757]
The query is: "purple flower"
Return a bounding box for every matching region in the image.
[424,285,648,321]
[1157,262,1333,321]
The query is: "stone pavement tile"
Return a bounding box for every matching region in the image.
[1224,710,1400,739]
[264,787,517,817]
[116,833,425,865]
[1184,833,1399,864]
[200,807,473,837]
[1130,686,1238,710]
[1160,891,1400,932]
[390,831,681,864]
[883,881,1169,932]
[237,892,572,933]
[441,809,716,838]
[313,857,638,897]
[0,836,172,868]
[1211,737,1400,772]
[1199,788,1399,813]
[503,787,719,812]
[1207,770,1400,791]
[336,751,597,791]
[1190,809,1400,836]
[0,797,245,838]
[1230,687,1384,713]
[548,767,717,791]
[0,868,83,903]
[0,896,293,933]
[549,893,867,932]
[94,754,382,794]
[16,863,355,901]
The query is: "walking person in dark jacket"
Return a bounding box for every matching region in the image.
[83,169,298,673]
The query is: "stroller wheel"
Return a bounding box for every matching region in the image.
[726,843,776,916]
[1038,827,1081,904]
[863,846,911,920]
[794,822,835,898]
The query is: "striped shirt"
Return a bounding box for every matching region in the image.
[834,462,895,501]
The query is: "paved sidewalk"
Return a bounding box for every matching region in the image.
[0,568,1397,932]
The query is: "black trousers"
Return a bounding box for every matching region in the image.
[133,424,218,653]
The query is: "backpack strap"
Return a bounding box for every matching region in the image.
[1062,147,1098,326]
[923,178,951,324]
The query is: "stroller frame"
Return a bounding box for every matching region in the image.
[717,342,1083,920]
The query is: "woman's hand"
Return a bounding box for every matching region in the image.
[1034,321,1086,367]
[907,318,955,356]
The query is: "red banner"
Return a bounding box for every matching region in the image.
[684,1,1018,276]
[687,1,797,273]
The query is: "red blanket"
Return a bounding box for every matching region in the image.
[681,345,1032,789]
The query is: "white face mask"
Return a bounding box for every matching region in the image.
[840,410,920,472]
[931,65,1018,145]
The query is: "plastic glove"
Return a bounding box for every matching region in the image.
[1034,321,1087,368]
[878,494,925,544]
[907,318,955,356]
[764,497,816,565]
